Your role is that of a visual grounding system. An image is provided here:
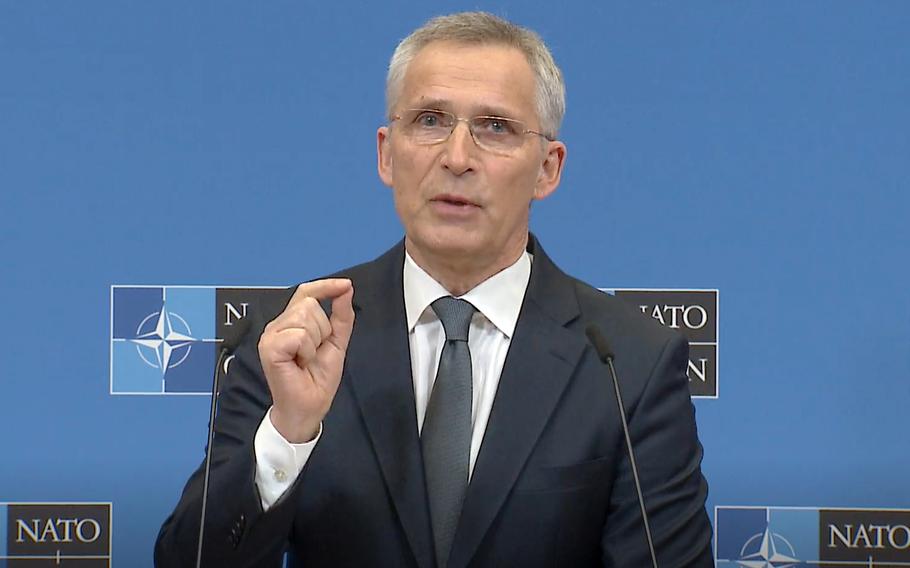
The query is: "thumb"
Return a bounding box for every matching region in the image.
[328,284,355,350]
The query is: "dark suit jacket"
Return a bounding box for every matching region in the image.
[155,236,713,567]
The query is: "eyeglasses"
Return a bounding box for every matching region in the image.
[390,108,552,155]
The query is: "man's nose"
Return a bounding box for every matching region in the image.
[440,120,476,175]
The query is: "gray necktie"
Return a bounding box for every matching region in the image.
[422,296,476,568]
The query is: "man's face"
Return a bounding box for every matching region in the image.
[377,41,566,270]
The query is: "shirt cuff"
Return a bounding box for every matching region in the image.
[253,407,322,511]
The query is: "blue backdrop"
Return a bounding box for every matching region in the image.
[2,1,909,565]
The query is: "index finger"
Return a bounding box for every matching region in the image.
[289,278,353,305]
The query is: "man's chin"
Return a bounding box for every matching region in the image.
[406,231,484,261]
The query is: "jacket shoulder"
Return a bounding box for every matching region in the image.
[569,277,683,352]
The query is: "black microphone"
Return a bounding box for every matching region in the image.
[196,317,252,568]
[584,325,659,568]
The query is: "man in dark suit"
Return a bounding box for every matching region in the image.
[156,11,713,567]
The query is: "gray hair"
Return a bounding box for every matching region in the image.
[386,12,565,139]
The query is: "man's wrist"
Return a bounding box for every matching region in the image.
[269,407,320,444]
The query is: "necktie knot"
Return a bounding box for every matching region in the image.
[431,297,475,342]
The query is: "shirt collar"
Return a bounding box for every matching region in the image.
[403,250,531,338]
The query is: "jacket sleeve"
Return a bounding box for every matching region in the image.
[601,334,714,568]
[154,306,302,568]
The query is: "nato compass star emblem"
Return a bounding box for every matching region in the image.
[111,286,219,394]
[737,526,801,568]
[131,309,196,374]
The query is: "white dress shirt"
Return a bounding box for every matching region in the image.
[253,250,531,510]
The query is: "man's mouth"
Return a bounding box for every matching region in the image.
[431,194,479,208]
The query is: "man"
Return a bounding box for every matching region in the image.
[156,12,713,567]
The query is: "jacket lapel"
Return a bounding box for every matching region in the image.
[343,243,436,568]
[447,237,589,568]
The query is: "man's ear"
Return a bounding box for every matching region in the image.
[534,140,567,201]
[377,126,393,187]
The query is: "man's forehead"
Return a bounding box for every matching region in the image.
[398,40,537,115]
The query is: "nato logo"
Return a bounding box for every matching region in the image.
[110,285,283,395]
[110,286,217,394]
[1,502,111,566]
[603,289,719,398]
[716,506,910,566]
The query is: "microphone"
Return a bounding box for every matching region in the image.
[196,317,252,568]
[584,325,659,568]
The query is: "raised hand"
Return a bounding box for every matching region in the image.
[257,279,355,443]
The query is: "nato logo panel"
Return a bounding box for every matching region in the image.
[109,285,284,395]
[715,506,910,566]
[603,289,719,398]
[1,502,112,567]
